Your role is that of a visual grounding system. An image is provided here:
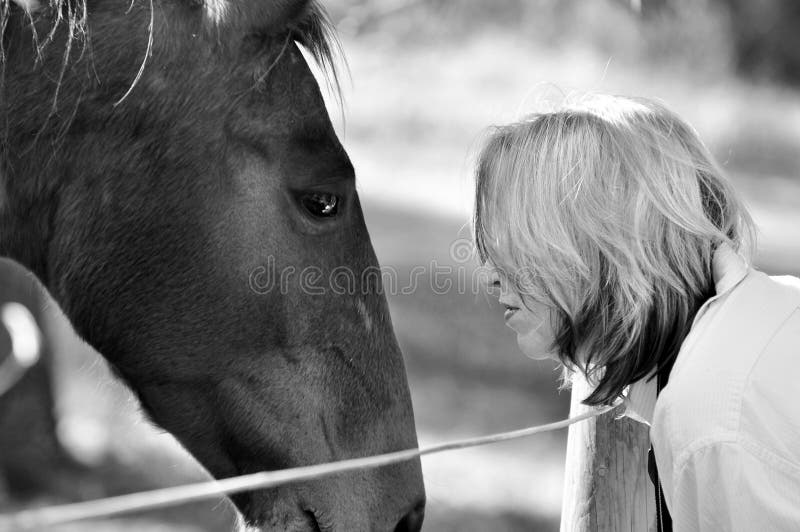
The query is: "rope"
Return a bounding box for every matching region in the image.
[0,404,618,530]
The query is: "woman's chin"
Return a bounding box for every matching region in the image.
[517,337,557,361]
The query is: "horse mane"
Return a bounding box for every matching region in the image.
[0,0,345,100]
[287,1,345,102]
[0,0,88,63]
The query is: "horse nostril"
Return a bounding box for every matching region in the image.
[394,500,425,532]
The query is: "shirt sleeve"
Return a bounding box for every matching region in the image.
[667,440,800,531]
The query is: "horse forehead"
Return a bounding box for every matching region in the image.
[263,45,324,105]
[232,47,333,138]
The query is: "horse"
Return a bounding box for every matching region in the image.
[0,0,426,529]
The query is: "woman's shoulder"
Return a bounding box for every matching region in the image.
[652,269,800,469]
[770,272,800,293]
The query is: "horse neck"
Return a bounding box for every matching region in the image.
[0,198,51,285]
[0,7,88,282]
[0,149,62,282]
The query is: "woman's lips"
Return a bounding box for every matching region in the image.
[503,305,519,321]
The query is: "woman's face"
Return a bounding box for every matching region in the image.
[489,268,558,361]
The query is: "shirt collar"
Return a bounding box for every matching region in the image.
[623,243,749,426]
[713,242,749,295]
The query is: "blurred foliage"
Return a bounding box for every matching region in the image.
[327,0,800,87]
[720,0,800,86]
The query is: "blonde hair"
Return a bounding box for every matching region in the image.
[474,94,756,405]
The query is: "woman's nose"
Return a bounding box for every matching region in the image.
[485,265,502,289]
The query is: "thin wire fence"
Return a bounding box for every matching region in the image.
[0,299,620,531]
[0,403,618,530]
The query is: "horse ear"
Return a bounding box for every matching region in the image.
[9,0,41,13]
[202,0,310,31]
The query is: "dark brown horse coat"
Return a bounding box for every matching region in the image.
[0,0,425,529]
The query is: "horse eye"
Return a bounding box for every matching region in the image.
[300,192,339,218]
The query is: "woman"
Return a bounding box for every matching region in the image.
[473,94,800,531]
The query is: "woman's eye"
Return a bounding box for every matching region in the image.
[300,192,339,218]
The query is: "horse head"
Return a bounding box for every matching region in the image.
[0,0,424,529]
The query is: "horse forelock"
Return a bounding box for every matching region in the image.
[0,0,345,102]
[203,0,228,25]
[278,0,345,104]
[180,0,345,93]
[0,0,345,187]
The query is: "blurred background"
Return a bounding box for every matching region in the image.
[1,0,798,530]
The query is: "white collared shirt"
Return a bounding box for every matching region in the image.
[625,244,800,531]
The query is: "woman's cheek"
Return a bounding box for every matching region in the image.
[516,314,558,361]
